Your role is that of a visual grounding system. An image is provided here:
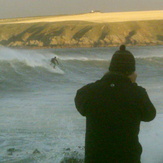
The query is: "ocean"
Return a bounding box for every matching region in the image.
[0,46,163,163]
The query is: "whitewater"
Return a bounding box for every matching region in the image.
[0,46,163,163]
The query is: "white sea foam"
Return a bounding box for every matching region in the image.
[0,47,64,74]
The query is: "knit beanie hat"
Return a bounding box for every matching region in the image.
[109,45,135,75]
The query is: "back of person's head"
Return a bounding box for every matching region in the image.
[109,45,135,76]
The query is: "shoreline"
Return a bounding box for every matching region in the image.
[1,43,162,51]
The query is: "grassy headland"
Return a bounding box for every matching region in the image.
[0,10,162,49]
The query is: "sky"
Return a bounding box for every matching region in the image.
[0,0,162,19]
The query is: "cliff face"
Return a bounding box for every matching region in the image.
[0,20,163,48]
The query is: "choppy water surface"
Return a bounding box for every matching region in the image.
[0,46,163,163]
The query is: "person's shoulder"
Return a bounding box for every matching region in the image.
[132,83,147,95]
[77,80,101,92]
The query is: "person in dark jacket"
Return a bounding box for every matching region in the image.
[51,56,59,68]
[74,45,156,163]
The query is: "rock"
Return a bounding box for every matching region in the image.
[60,157,83,163]
[64,148,71,151]
[32,149,41,154]
[7,148,17,155]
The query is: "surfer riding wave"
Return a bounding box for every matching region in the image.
[50,57,59,68]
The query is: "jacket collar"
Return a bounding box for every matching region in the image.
[101,72,132,84]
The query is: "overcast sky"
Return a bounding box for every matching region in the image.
[0,0,162,19]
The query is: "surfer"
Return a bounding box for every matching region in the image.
[50,56,59,68]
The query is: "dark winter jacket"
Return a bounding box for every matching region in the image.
[75,73,156,163]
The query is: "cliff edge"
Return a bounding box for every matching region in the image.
[0,11,162,48]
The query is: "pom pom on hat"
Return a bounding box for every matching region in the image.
[109,45,135,75]
[119,45,126,50]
